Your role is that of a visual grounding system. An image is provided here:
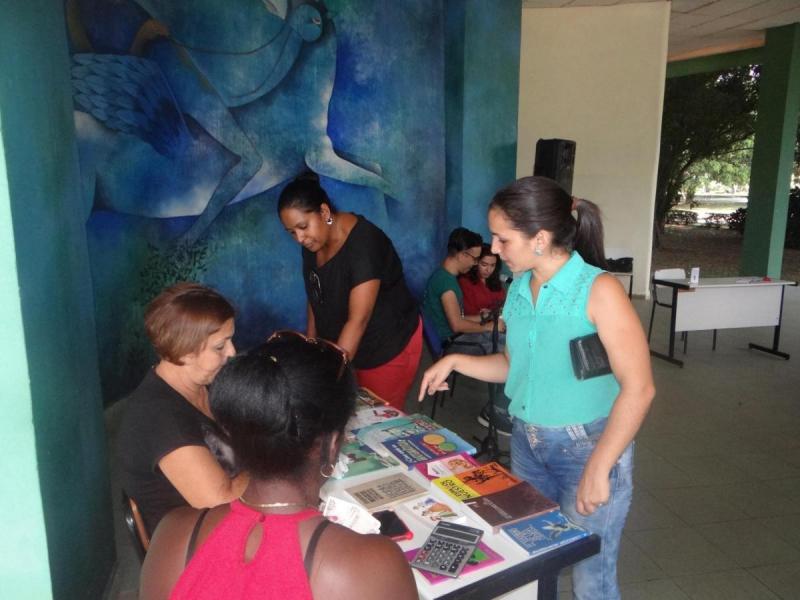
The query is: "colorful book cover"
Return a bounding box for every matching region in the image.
[433,475,481,502]
[414,452,480,480]
[334,441,402,480]
[382,428,477,468]
[354,387,389,409]
[454,462,521,496]
[405,541,504,584]
[346,405,405,432]
[344,472,427,512]
[501,510,589,556]
[462,481,559,533]
[355,413,440,453]
[401,495,467,526]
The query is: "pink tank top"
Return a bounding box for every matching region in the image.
[169,501,321,600]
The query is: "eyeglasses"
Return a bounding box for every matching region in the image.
[461,250,481,264]
[266,330,350,380]
[308,270,323,305]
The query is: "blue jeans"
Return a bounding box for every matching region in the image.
[511,417,633,600]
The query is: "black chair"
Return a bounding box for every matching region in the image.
[648,268,690,353]
[121,490,149,562]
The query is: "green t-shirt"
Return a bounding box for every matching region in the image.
[422,267,462,340]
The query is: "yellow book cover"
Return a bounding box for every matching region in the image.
[433,475,480,501]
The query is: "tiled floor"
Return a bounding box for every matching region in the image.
[106,288,800,599]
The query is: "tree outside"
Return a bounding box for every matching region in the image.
[652,66,800,281]
[654,67,759,244]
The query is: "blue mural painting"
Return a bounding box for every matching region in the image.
[66,0,446,401]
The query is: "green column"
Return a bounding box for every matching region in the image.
[741,24,800,277]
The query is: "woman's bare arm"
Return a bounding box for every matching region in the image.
[577,274,655,515]
[159,446,249,508]
[311,529,417,600]
[440,291,494,334]
[418,351,509,401]
[337,279,380,359]
[307,302,317,338]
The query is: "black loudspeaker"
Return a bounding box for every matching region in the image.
[533,138,576,194]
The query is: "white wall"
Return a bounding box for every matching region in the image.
[517,2,670,296]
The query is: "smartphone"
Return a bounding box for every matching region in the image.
[374,510,413,541]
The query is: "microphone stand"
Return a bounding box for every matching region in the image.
[474,307,510,466]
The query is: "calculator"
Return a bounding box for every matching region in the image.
[410,521,483,578]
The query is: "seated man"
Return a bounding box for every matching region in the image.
[422,227,511,434]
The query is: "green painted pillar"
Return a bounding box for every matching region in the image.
[741,24,800,277]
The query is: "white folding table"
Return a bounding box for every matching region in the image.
[649,276,797,367]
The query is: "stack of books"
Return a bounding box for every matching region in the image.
[354,413,477,469]
[433,462,558,533]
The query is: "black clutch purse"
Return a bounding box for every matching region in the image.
[569,333,612,380]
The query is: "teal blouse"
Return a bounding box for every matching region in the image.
[502,252,619,426]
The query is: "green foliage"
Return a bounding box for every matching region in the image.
[124,240,214,374]
[655,67,759,236]
[684,138,753,195]
[727,188,800,250]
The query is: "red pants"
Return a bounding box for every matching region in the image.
[356,317,423,411]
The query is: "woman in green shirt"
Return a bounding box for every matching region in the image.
[419,176,655,599]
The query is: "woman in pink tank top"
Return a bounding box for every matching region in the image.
[140,331,417,600]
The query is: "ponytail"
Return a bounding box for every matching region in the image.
[490,177,608,270]
[572,197,608,270]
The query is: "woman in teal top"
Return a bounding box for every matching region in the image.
[419,176,654,600]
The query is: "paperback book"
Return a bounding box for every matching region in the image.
[432,462,559,533]
[501,510,589,556]
[462,482,558,533]
[414,452,480,481]
[354,387,389,409]
[433,461,520,501]
[401,495,467,526]
[344,472,428,512]
[383,429,477,468]
[355,413,440,454]
[333,440,402,480]
[346,406,406,435]
[404,541,504,584]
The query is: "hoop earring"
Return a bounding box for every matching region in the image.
[320,462,335,479]
[325,215,334,226]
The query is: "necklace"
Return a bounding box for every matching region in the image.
[238,495,311,510]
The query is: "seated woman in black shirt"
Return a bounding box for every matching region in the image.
[278,172,422,411]
[117,282,249,536]
[140,332,417,600]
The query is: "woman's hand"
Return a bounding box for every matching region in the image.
[575,463,611,516]
[417,355,457,401]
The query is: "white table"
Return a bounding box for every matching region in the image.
[650,276,797,367]
[322,465,599,599]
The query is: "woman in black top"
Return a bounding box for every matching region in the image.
[117,283,249,535]
[278,173,421,410]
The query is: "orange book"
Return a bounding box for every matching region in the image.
[454,462,521,496]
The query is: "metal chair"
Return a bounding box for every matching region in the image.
[121,490,149,562]
[648,267,700,354]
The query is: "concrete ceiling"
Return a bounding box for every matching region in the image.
[522,0,800,61]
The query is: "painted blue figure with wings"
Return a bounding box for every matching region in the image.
[67,0,391,243]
